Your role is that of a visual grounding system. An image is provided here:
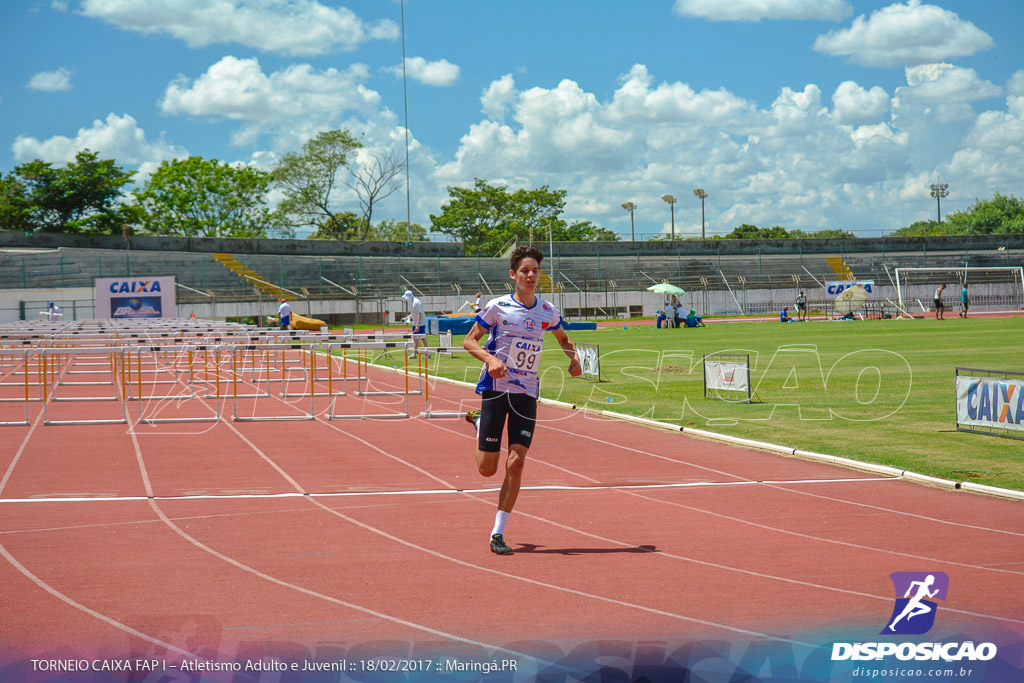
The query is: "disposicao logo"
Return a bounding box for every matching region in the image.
[882,571,948,635]
[831,571,997,663]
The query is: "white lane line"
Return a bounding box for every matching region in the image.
[124,407,554,662]
[0,407,45,496]
[0,540,196,658]
[0,475,900,504]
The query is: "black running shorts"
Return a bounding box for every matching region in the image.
[477,390,537,453]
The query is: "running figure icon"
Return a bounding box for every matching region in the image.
[887,574,939,632]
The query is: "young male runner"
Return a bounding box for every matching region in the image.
[462,245,581,555]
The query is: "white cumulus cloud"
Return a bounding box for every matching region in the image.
[27,68,73,92]
[429,62,1024,237]
[79,0,398,56]
[384,57,460,87]
[11,113,187,176]
[673,0,852,22]
[814,1,995,67]
[160,56,382,151]
[831,81,891,125]
[480,74,517,121]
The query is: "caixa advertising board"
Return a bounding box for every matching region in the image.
[94,277,176,319]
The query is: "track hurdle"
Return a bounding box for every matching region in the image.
[325,342,415,420]
[0,343,43,404]
[0,349,32,426]
[347,341,424,397]
[417,345,475,419]
[230,343,315,422]
[190,343,271,399]
[122,346,198,402]
[42,347,128,426]
[121,345,221,425]
[280,347,354,398]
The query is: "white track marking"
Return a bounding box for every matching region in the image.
[0,408,45,496]
[0,540,196,657]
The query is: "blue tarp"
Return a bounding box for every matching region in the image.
[426,316,475,335]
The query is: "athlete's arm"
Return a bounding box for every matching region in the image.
[551,327,582,377]
[463,322,506,378]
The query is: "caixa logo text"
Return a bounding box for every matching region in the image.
[108,280,163,293]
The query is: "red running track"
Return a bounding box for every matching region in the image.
[1,353,1022,676]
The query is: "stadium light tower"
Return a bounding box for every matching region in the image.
[621,201,636,241]
[661,195,677,240]
[693,188,707,239]
[930,182,949,224]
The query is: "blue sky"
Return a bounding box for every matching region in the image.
[1,0,1022,239]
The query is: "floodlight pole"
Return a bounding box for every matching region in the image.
[930,182,948,224]
[693,188,707,239]
[661,195,676,240]
[621,201,636,241]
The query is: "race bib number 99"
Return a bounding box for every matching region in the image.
[508,337,542,372]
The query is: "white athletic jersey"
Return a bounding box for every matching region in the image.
[278,301,292,318]
[409,296,424,325]
[475,293,564,398]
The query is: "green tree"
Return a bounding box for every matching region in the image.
[0,173,31,231]
[271,129,362,233]
[716,224,791,240]
[890,220,952,237]
[369,219,427,241]
[10,150,135,233]
[307,211,362,240]
[555,220,619,242]
[430,178,574,256]
[945,193,1024,234]
[788,228,857,239]
[134,156,282,238]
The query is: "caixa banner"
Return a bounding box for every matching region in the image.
[825,280,874,295]
[955,368,1024,439]
[95,277,176,319]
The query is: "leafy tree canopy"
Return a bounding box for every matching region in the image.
[2,150,135,234]
[893,193,1024,236]
[271,129,362,232]
[715,224,790,240]
[134,156,284,238]
[307,215,427,242]
[713,224,856,240]
[945,192,1024,233]
[430,178,615,255]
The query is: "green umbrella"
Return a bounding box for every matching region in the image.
[647,282,686,296]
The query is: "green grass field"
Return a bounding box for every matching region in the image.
[416,316,1024,492]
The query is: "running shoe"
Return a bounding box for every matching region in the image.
[490,533,514,555]
[465,409,481,426]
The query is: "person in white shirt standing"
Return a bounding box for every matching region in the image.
[47,301,62,322]
[402,290,426,357]
[462,245,582,555]
[278,297,292,329]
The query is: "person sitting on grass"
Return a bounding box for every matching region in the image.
[685,309,705,328]
[780,308,793,323]
[655,309,668,329]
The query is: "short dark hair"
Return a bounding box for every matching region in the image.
[509,244,543,272]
